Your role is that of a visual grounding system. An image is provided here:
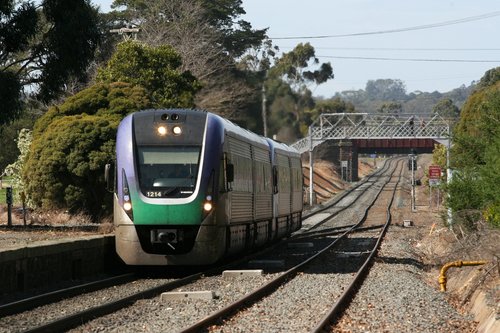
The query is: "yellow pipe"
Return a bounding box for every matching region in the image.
[439,260,487,292]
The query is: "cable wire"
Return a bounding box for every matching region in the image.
[272,10,500,40]
[280,47,500,51]
[319,55,500,63]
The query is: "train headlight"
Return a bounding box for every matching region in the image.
[203,195,213,212]
[172,125,182,135]
[123,202,132,211]
[157,126,167,136]
[203,202,213,212]
[122,169,133,220]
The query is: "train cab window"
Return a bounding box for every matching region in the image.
[137,146,201,198]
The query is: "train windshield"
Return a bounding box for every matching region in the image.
[136,146,201,198]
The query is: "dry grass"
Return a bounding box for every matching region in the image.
[0,205,23,225]
[97,216,115,234]
[28,209,94,226]
[1,202,114,237]
[0,205,103,227]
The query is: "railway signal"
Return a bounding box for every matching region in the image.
[408,154,417,212]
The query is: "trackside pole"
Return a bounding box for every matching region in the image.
[412,155,416,212]
[429,185,432,209]
[446,137,453,228]
[6,187,13,227]
[308,126,314,206]
[309,149,314,206]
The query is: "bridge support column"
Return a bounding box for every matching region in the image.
[352,146,358,181]
[339,141,358,182]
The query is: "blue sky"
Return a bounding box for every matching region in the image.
[94,0,500,97]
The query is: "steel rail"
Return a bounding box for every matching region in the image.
[295,223,387,240]
[21,272,206,333]
[311,159,404,332]
[301,157,392,220]
[0,273,136,317]
[178,159,404,333]
[295,158,395,241]
[16,159,400,333]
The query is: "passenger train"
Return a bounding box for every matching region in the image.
[107,109,303,265]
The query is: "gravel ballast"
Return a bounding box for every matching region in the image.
[0,159,485,333]
[332,225,477,332]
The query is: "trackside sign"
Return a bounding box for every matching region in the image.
[428,165,441,179]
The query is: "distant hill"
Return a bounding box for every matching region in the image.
[331,79,475,115]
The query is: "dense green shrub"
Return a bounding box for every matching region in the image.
[480,133,500,227]
[445,169,485,229]
[448,71,500,228]
[24,82,152,219]
[453,81,500,168]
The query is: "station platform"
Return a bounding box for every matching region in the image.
[0,233,119,296]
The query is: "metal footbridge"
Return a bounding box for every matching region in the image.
[291,113,452,205]
[291,113,451,154]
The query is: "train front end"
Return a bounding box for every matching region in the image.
[113,109,224,265]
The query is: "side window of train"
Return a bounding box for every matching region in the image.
[220,153,234,193]
[226,162,234,183]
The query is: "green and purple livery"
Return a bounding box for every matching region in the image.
[112,109,302,265]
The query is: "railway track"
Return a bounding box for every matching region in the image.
[0,273,136,317]
[312,159,403,332]
[179,159,404,332]
[0,158,403,333]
